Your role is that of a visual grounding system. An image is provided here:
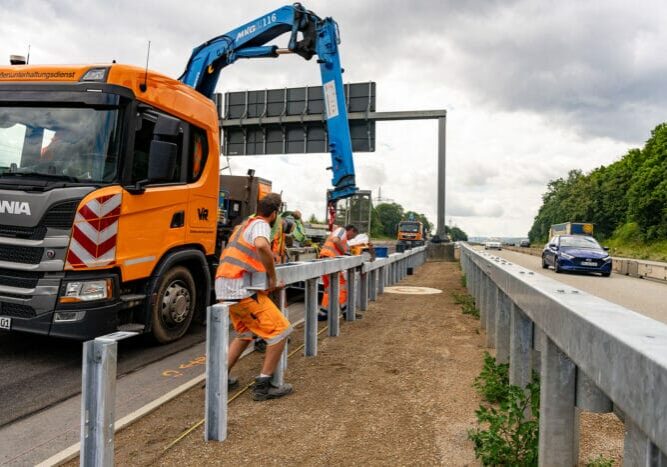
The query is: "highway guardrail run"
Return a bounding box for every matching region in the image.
[460,242,667,465]
[78,247,427,464]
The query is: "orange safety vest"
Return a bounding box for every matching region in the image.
[216,217,267,279]
[319,228,347,258]
[271,220,286,263]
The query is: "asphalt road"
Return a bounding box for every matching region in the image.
[0,290,306,428]
[480,247,667,324]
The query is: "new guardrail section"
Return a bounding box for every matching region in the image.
[460,243,667,465]
[78,247,427,465]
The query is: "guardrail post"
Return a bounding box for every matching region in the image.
[575,370,612,413]
[346,267,357,321]
[478,270,487,330]
[305,278,318,356]
[378,266,385,294]
[509,303,533,389]
[80,331,137,466]
[369,269,378,301]
[495,290,511,363]
[273,288,289,386]
[624,418,667,465]
[485,277,497,347]
[539,336,577,466]
[204,303,230,442]
[360,271,369,311]
[328,272,340,337]
[80,340,117,466]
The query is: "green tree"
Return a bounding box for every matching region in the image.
[447,226,468,241]
[374,202,404,237]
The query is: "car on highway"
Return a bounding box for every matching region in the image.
[542,235,612,277]
[484,240,502,250]
[520,239,531,247]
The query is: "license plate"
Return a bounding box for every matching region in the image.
[581,261,597,266]
[0,316,10,331]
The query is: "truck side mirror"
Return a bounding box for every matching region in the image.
[147,141,177,182]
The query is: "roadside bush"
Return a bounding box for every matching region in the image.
[468,353,540,466]
[452,291,480,319]
[587,455,615,467]
[473,352,509,403]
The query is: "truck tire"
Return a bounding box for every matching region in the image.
[151,266,196,343]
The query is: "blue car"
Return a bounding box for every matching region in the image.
[542,235,612,277]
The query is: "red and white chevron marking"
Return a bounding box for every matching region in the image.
[66,194,121,268]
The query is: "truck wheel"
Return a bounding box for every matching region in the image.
[151,266,196,343]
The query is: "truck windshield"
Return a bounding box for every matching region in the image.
[400,222,420,232]
[0,106,121,184]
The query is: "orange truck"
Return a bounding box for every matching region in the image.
[0,4,357,342]
[397,220,426,247]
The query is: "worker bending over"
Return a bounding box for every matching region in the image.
[215,193,293,401]
[318,224,358,320]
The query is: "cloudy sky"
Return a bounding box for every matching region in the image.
[2,0,666,237]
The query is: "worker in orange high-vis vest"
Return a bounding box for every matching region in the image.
[318,224,359,321]
[271,216,295,264]
[215,193,293,401]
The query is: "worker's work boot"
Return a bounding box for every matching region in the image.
[252,376,293,401]
[228,376,239,390]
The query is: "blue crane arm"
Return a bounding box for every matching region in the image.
[178,3,356,202]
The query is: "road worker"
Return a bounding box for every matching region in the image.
[216,192,293,401]
[253,215,296,354]
[290,210,308,246]
[271,215,295,264]
[318,224,359,320]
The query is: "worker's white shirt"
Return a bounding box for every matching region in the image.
[332,227,349,253]
[215,219,272,300]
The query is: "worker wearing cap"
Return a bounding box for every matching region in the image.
[318,224,358,320]
[215,192,293,401]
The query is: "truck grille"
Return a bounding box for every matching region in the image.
[0,199,80,240]
[1,303,36,318]
[0,269,40,289]
[0,245,43,264]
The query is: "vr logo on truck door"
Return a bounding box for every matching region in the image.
[197,208,209,221]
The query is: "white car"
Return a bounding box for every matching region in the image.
[484,240,502,250]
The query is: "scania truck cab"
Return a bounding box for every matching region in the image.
[0,65,220,342]
[0,3,357,343]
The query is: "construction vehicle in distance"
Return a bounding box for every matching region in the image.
[0,4,357,342]
[217,172,271,253]
[549,222,594,239]
[397,219,427,249]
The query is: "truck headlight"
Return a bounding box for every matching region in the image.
[60,279,112,303]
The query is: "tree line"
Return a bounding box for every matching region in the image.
[529,122,667,243]
[372,202,468,241]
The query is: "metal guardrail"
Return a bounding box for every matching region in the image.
[78,246,427,463]
[460,243,667,465]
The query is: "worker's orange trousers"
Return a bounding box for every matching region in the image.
[321,272,348,309]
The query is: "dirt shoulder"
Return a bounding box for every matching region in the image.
[96,261,484,465]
